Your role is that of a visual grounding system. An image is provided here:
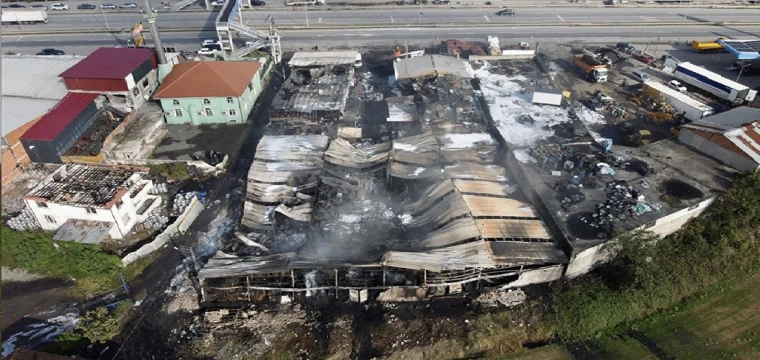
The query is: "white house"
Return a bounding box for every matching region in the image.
[23,164,161,240]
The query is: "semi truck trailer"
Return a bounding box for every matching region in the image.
[674,62,757,105]
[1,9,48,25]
[642,81,715,122]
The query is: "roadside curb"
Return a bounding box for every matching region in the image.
[3,20,759,35]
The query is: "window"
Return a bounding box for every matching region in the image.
[229,109,237,116]
[204,108,213,116]
[86,207,97,214]
[36,201,48,208]
[116,199,123,209]
[203,99,211,104]
[226,97,234,104]
[44,215,56,224]
[172,100,180,105]
[142,78,149,87]
[174,109,183,117]
[248,83,253,91]
[132,88,139,96]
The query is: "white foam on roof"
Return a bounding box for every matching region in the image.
[474,65,571,148]
[439,133,496,149]
[393,142,418,151]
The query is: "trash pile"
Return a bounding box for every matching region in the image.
[578,180,662,238]
[474,288,527,308]
[6,208,40,231]
[204,151,225,167]
[137,208,169,232]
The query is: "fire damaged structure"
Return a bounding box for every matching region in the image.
[198,54,568,303]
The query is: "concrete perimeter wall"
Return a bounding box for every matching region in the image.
[122,195,204,266]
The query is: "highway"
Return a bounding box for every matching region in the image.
[1,7,759,31]
[4,25,760,55]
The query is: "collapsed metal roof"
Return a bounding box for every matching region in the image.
[288,51,361,67]
[393,55,475,80]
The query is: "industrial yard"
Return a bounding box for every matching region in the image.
[3,3,760,356]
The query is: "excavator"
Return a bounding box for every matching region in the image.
[620,122,651,147]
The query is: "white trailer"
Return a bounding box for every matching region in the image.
[1,9,48,25]
[285,0,324,5]
[674,62,757,105]
[532,88,563,106]
[644,81,714,122]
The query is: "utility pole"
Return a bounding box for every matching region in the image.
[682,0,692,24]
[736,63,751,83]
[97,0,111,29]
[305,5,309,27]
[140,0,167,64]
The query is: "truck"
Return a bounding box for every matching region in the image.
[674,62,757,105]
[690,36,728,53]
[642,81,715,122]
[1,9,48,25]
[285,0,324,5]
[572,54,609,82]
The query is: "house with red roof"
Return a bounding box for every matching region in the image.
[20,47,160,164]
[59,47,159,109]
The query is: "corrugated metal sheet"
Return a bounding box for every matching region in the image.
[2,55,85,100]
[1,97,59,137]
[53,219,113,244]
[59,47,156,80]
[394,55,474,80]
[289,51,360,67]
[683,107,760,132]
[20,93,99,141]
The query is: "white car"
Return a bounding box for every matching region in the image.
[198,48,217,55]
[668,80,687,93]
[211,0,225,6]
[50,3,70,10]
[202,39,220,46]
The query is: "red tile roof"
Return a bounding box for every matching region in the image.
[153,61,262,99]
[21,92,99,141]
[59,47,156,80]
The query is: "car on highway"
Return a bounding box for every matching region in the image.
[431,0,450,4]
[120,2,138,8]
[78,3,97,9]
[31,4,48,9]
[50,3,69,10]
[100,4,118,9]
[211,0,225,6]
[668,80,687,93]
[198,48,217,56]
[496,9,515,16]
[202,39,221,46]
[8,4,26,8]
[250,0,265,5]
[37,48,66,56]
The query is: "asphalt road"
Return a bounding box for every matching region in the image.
[1,7,759,31]
[3,25,760,55]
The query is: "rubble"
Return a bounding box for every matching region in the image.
[474,289,527,308]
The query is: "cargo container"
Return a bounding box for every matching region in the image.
[674,62,757,105]
[1,8,48,25]
[643,81,715,122]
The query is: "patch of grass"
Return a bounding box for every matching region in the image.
[148,162,190,181]
[1,225,160,295]
[55,301,134,355]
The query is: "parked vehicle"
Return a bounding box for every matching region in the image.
[674,62,757,105]
[631,69,650,82]
[572,54,609,82]
[78,4,97,9]
[431,0,450,4]
[1,9,48,24]
[668,80,687,93]
[100,4,118,9]
[120,3,138,8]
[616,42,635,54]
[37,48,65,55]
[691,36,728,53]
[285,0,324,5]
[198,48,217,55]
[496,9,515,16]
[211,0,225,6]
[633,52,655,64]
[31,5,48,10]
[643,81,714,122]
[202,39,220,46]
[250,0,266,5]
[8,4,26,8]
[50,3,69,10]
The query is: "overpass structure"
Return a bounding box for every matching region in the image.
[173,0,281,62]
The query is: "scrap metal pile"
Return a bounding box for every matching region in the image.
[201,63,567,303]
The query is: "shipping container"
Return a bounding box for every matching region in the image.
[1,9,48,25]
[643,81,714,122]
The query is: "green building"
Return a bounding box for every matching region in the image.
[154,61,264,125]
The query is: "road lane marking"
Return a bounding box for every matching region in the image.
[484,15,490,23]
[391,16,394,23]
[640,15,660,22]
[557,15,565,22]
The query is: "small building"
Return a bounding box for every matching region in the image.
[58,47,158,109]
[153,61,263,125]
[532,88,563,106]
[1,55,85,186]
[23,164,161,240]
[678,106,760,173]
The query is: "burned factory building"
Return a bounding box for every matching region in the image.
[198,54,569,304]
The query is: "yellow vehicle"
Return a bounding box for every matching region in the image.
[691,36,728,53]
[620,122,652,147]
